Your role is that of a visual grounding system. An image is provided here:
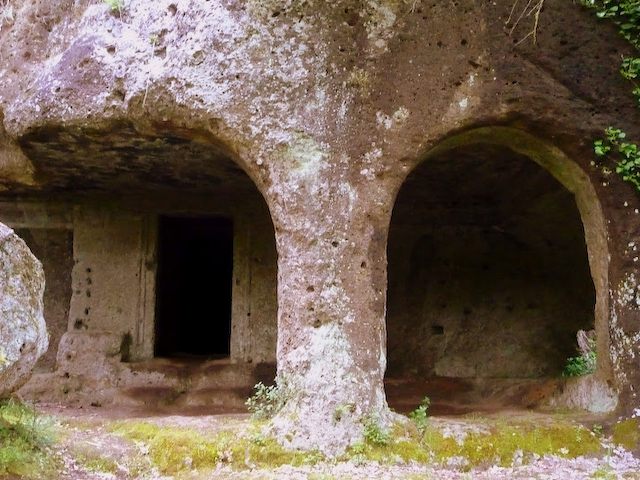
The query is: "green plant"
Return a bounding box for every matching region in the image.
[245,380,288,420]
[362,413,391,446]
[409,397,431,435]
[333,403,354,422]
[563,350,597,377]
[250,432,267,446]
[103,0,124,11]
[562,332,597,377]
[592,423,604,437]
[594,127,640,191]
[578,1,640,193]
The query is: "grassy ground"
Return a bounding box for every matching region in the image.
[0,399,59,479]
[1,401,639,479]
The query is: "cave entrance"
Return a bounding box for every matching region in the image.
[155,216,234,358]
[386,137,597,414]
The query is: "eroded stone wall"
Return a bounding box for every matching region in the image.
[68,192,278,363]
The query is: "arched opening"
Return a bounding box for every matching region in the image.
[10,122,278,410]
[386,128,608,414]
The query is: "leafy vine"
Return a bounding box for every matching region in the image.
[579,1,640,193]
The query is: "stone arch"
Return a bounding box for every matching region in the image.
[11,121,278,407]
[385,126,609,410]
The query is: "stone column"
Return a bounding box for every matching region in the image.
[265,158,395,457]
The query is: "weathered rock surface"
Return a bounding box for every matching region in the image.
[0,222,48,398]
[1,0,640,455]
[548,375,618,414]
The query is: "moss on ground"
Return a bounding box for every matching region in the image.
[613,418,640,450]
[111,422,220,473]
[47,412,614,477]
[339,416,601,471]
[111,420,326,473]
[421,419,600,469]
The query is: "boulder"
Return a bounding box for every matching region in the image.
[0,222,48,398]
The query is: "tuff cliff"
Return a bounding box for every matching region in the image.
[1,0,639,455]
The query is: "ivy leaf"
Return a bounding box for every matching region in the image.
[594,140,611,156]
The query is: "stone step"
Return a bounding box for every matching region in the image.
[112,360,275,410]
[190,362,275,390]
[113,385,252,411]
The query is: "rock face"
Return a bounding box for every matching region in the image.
[1,0,640,455]
[0,222,48,398]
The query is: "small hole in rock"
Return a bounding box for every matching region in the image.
[431,325,444,335]
[307,285,315,292]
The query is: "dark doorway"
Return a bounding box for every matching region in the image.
[155,216,234,358]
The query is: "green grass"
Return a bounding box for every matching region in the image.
[0,399,59,479]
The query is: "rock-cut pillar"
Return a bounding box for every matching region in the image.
[266,166,394,457]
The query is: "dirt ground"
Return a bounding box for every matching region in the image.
[34,401,640,480]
